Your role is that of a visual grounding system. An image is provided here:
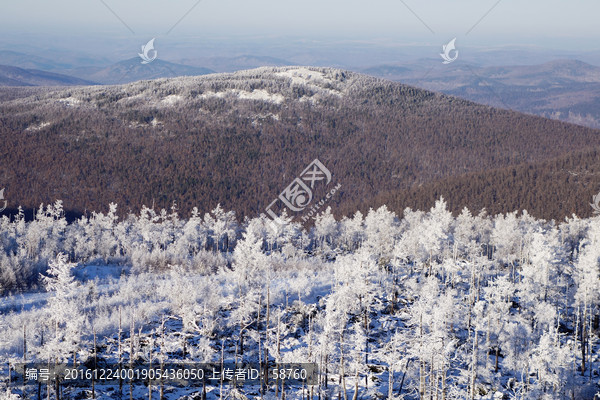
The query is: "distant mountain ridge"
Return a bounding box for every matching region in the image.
[182,55,293,73]
[0,50,215,85]
[0,65,97,86]
[3,48,600,130]
[0,50,75,71]
[362,59,600,129]
[67,58,215,85]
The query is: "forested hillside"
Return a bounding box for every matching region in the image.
[1,67,600,222]
[354,148,600,219]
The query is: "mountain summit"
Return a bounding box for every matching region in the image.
[1,66,599,219]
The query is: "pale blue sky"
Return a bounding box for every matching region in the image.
[1,0,599,43]
[1,0,600,68]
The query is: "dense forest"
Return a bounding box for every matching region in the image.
[1,67,600,223]
[355,148,600,220]
[0,199,599,399]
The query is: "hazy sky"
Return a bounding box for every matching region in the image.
[1,0,599,42]
[1,0,600,67]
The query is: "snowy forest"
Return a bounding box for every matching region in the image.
[0,198,599,399]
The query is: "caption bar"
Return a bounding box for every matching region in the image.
[10,363,318,387]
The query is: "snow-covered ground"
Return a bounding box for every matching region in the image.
[1,200,599,400]
[0,264,124,312]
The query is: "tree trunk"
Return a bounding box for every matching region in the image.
[388,365,393,400]
[265,286,271,391]
[441,360,446,400]
[581,306,587,375]
[118,307,123,397]
[240,328,244,355]
[588,307,593,380]
[23,325,27,400]
[148,340,153,400]
[55,373,60,400]
[160,317,165,400]
[325,354,329,389]
[398,359,410,396]
[494,344,500,373]
[470,330,478,400]
[419,360,425,400]
[429,355,434,400]
[352,368,358,400]
[47,360,50,400]
[419,313,425,400]
[219,339,224,400]
[130,318,134,400]
[574,306,580,377]
[93,329,97,400]
[485,313,491,372]
[340,333,348,400]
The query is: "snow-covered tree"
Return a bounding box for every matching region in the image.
[40,253,86,363]
[204,204,237,252]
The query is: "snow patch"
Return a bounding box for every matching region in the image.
[251,112,281,126]
[128,118,162,129]
[57,96,81,107]
[200,89,284,104]
[275,68,332,85]
[160,94,184,106]
[26,121,51,131]
[275,67,342,97]
[238,89,284,104]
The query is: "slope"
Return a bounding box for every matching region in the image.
[355,147,600,220]
[0,66,599,221]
